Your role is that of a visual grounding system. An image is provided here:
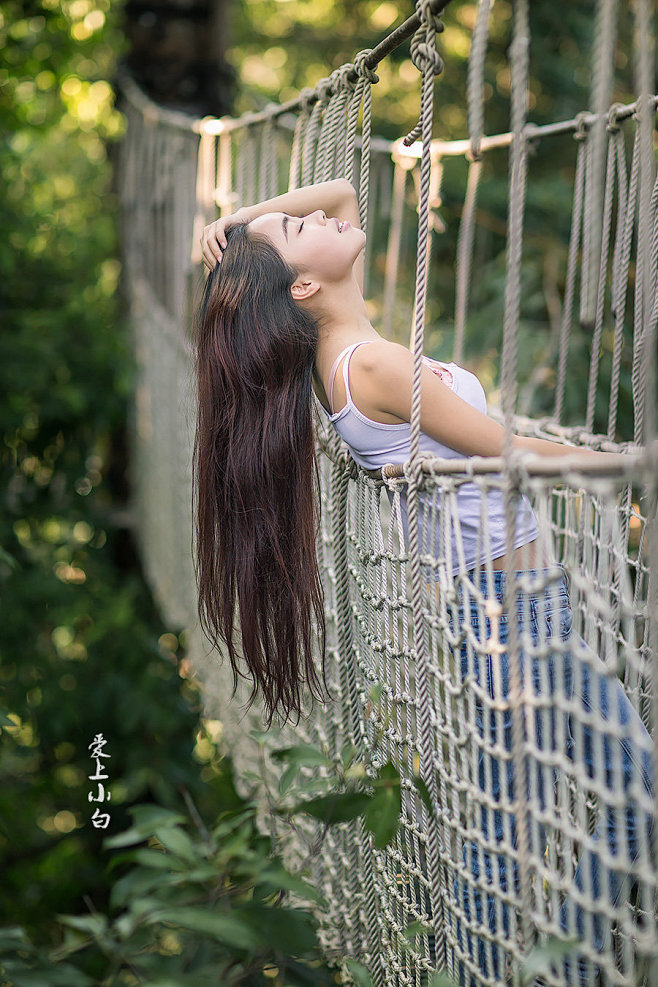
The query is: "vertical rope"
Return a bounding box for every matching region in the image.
[451,0,490,364]
[383,156,410,340]
[245,126,257,205]
[330,457,360,955]
[607,113,629,440]
[358,78,373,236]
[348,51,379,195]
[622,122,643,445]
[313,78,337,184]
[289,94,315,190]
[466,0,491,163]
[190,127,216,267]
[554,130,587,424]
[402,0,447,971]
[581,0,619,326]
[632,0,657,446]
[263,115,279,200]
[585,124,617,434]
[302,95,324,187]
[452,156,482,366]
[501,0,534,962]
[355,59,378,296]
[235,127,247,209]
[343,78,365,185]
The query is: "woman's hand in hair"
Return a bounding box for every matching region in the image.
[201,209,250,270]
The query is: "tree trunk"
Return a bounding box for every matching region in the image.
[122,0,234,116]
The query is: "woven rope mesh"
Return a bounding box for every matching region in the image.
[119,1,658,983]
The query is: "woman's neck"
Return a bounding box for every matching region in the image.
[314,277,380,355]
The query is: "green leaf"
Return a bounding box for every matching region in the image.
[154,826,198,865]
[104,809,190,852]
[128,804,187,830]
[49,927,98,961]
[402,920,433,941]
[103,826,151,850]
[341,743,358,767]
[413,773,433,816]
[249,727,281,744]
[520,936,581,983]
[278,762,300,796]
[343,957,375,987]
[242,903,318,956]
[363,763,401,848]
[147,907,263,951]
[290,790,373,825]
[128,896,171,919]
[428,972,459,987]
[254,863,323,904]
[110,869,166,909]
[131,847,181,870]
[368,683,384,708]
[270,744,332,767]
[0,926,34,951]
[0,708,17,728]
[0,546,20,571]
[55,914,108,938]
[0,962,94,986]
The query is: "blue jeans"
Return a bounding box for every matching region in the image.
[447,565,655,986]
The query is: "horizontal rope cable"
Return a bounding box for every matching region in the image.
[117,65,657,153]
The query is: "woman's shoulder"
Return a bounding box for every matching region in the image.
[352,338,412,375]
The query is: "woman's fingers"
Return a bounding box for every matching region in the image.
[201,220,225,270]
[201,213,244,269]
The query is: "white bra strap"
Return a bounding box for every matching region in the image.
[328,340,377,413]
[327,344,352,415]
[341,340,376,407]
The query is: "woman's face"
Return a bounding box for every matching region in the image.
[248,209,366,283]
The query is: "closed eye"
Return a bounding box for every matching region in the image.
[298,220,304,235]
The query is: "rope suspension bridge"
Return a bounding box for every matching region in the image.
[119,1,658,983]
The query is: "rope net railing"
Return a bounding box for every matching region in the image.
[118,0,658,983]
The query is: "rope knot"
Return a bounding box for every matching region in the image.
[331,61,358,93]
[315,76,334,104]
[298,87,317,112]
[465,143,482,163]
[523,123,541,157]
[573,110,590,142]
[410,35,444,76]
[403,2,445,145]
[404,455,426,489]
[416,0,446,33]
[606,102,623,133]
[353,49,379,85]
[631,92,653,122]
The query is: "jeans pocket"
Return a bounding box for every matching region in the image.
[544,603,573,642]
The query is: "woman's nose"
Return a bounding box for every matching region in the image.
[311,209,326,224]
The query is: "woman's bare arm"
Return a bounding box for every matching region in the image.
[200,179,362,281]
[351,341,615,462]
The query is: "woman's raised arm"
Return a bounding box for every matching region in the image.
[200,179,361,271]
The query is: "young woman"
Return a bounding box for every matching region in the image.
[194,179,654,984]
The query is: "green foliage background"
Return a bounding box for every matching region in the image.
[0,0,649,981]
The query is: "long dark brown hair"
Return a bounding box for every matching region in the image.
[192,223,326,725]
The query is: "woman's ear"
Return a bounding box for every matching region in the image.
[291,279,320,302]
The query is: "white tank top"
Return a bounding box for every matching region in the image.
[317,340,538,575]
